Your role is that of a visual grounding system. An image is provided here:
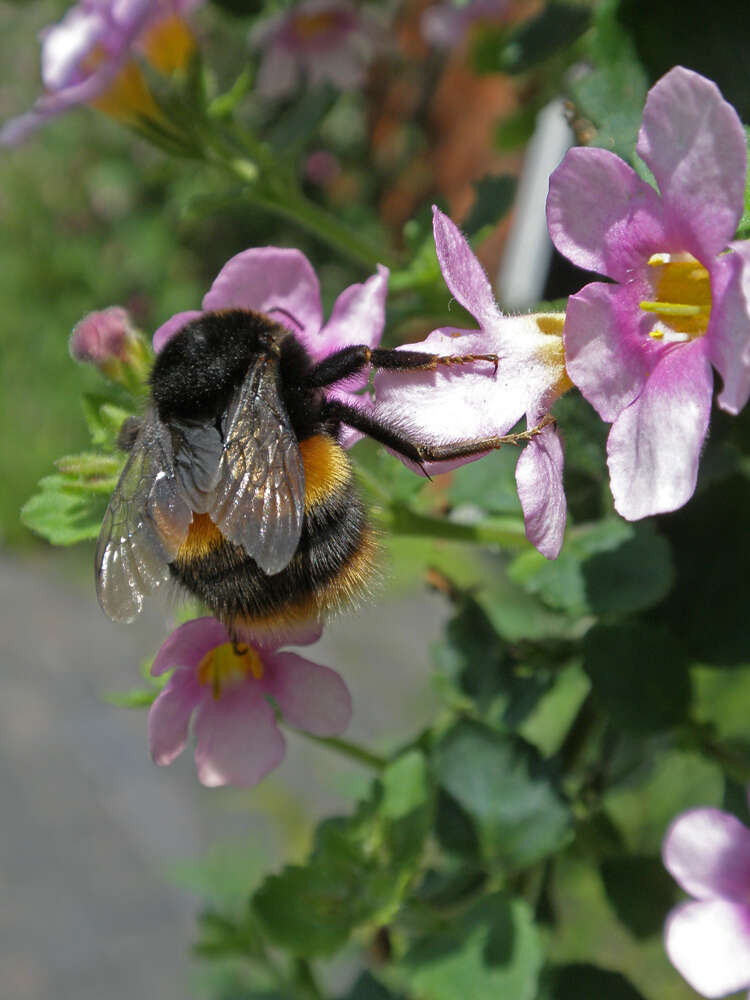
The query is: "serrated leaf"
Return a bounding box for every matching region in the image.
[21,474,109,544]
[253,769,434,956]
[583,623,691,733]
[402,894,543,1000]
[81,393,133,448]
[432,720,571,870]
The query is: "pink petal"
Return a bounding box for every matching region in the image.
[151,617,229,677]
[546,147,667,281]
[312,265,389,366]
[563,282,651,422]
[515,422,566,559]
[148,667,202,766]
[637,67,747,261]
[374,326,530,449]
[152,310,203,353]
[709,243,750,414]
[607,338,713,520]
[665,900,750,998]
[432,207,500,329]
[663,807,750,902]
[262,652,352,736]
[193,686,285,788]
[240,620,324,652]
[202,248,323,340]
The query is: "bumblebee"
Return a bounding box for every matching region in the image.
[95,308,503,633]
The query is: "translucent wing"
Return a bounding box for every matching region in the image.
[210,354,305,575]
[95,408,194,622]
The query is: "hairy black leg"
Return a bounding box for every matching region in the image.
[322,399,555,465]
[305,345,498,389]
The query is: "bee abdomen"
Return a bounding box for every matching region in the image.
[169,435,378,630]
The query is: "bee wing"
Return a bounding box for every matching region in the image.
[95,408,194,622]
[210,354,305,575]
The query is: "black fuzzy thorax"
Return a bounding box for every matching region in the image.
[150,309,324,437]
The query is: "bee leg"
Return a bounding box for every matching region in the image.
[305,346,498,389]
[321,399,555,465]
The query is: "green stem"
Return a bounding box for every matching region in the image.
[245,184,399,272]
[293,958,325,1000]
[375,504,531,549]
[292,729,388,771]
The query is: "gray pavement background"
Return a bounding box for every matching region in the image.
[0,549,444,1000]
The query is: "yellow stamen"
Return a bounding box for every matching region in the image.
[639,301,708,317]
[85,48,161,122]
[639,252,712,342]
[197,642,263,698]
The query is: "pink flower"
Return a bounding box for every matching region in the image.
[1,0,201,145]
[663,804,750,997]
[249,0,383,100]
[547,66,750,520]
[373,207,571,559]
[421,0,511,48]
[152,246,388,445]
[148,617,352,787]
[70,306,135,364]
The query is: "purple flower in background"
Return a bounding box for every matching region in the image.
[1,0,201,145]
[421,0,511,48]
[152,247,388,448]
[374,207,571,559]
[547,66,750,521]
[148,617,351,787]
[249,0,383,100]
[663,804,750,997]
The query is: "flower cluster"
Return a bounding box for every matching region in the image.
[1,0,201,145]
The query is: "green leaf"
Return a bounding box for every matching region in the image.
[736,127,750,240]
[510,519,674,618]
[253,763,434,956]
[402,894,543,1000]
[604,750,723,854]
[101,688,159,709]
[432,720,572,870]
[463,175,517,236]
[541,964,648,1000]
[599,855,677,939]
[445,447,522,516]
[21,473,109,545]
[434,790,482,861]
[338,972,403,1000]
[81,393,133,449]
[382,749,430,820]
[566,0,648,160]
[583,623,691,732]
[473,3,590,75]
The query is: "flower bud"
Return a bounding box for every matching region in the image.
[70,306,151,392]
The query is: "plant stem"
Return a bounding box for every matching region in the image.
[291,729,388,771]
[293,958,325,1000]
[375,504,531,549]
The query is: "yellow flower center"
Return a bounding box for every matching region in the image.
[141,14,196,74]
[292,12,340,39]
[639,253,712,343]
[86,49,161,121]
[84,15,193,123]
[197,642,263,698]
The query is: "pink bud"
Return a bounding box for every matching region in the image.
[69,307,133,364]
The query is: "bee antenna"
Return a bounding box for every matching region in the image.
[268,306,304,333]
